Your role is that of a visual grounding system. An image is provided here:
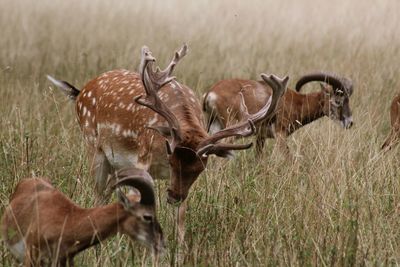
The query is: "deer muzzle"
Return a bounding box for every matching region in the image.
[166,189,185,205]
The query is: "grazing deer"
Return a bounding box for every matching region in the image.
[203,72,354,155]
[381,93,400,151]
[47,44,287,241]
[1,168,164,267]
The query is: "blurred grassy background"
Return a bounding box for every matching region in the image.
[1,0,400,265]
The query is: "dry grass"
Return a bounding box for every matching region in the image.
[1,0,400,266]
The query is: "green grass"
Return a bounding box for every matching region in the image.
[1,0,400,265]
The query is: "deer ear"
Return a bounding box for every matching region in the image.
[116,189,132,210]
[319,83,331,95]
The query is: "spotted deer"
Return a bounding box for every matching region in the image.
[381,93,400,151]
[47,44,287,241]
[203,72,354,155]
[1,168,164,267]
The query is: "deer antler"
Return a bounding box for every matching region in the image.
[146,44,188,86]
[197,73,288,157]
[259,73,288,117]
[135,45,188,147]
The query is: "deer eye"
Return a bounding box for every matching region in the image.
[143,215,153,222]
[335,89,344,97]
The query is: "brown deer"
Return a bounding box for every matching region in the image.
[47,44,287,241]
[1,168,164,267]
[203,72,354,155]
[381,93,400,151]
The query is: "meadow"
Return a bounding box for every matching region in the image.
[1,0,400,265]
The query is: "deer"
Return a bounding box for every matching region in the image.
[381,93,400,151]
[203,72,354,156]
[1,168,164,267]
[47,44,288,241]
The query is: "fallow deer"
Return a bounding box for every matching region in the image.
[1,168,164,267]
[47,44,287,241]
[203,72,354,155]
[381,93,400,151]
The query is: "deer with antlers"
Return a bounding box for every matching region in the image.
[203,72,354,155]
[381,93,400,151]
[47,44,287,240]
[1,168,164,267]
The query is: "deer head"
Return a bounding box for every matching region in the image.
[114,168,164,253]
[296,72,354,129]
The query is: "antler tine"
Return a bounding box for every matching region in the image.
[146,44,188,89]
[196,118,256,157]
[202,118,257,145]
[260,73,288,122]
[135,45,184,143]
[196,73,288,157]
[196,142,253,158]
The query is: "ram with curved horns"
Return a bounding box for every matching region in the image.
[203,72,354,155]
[1,168,164,266]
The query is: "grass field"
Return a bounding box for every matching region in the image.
[1,0,400,266]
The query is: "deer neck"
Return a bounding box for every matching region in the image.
[296,92,326,127]
[70,203,128,252]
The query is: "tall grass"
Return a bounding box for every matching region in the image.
[1,0,400,265]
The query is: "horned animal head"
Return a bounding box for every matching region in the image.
[296,72,354,129]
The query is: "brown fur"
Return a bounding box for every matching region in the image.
[382,94,400,150]
[1,178,163,266]
[49,47,279,243]
[204,78,353,154]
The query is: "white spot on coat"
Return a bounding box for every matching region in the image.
[148,115,158,126]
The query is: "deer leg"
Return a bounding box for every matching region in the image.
[24,246,39,267]
[91,150,112,205]
[273,132,290,157]
[58,257,67,267]
[64,256,74,267]
[255,125,268,154]
[177,200,187,245]
[207,113,224,134]
[68,258,75,267]
[382,129,400,151]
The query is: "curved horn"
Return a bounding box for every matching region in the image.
[295,72,353,96]
[196,142,253,158]
[113,168,155,206]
